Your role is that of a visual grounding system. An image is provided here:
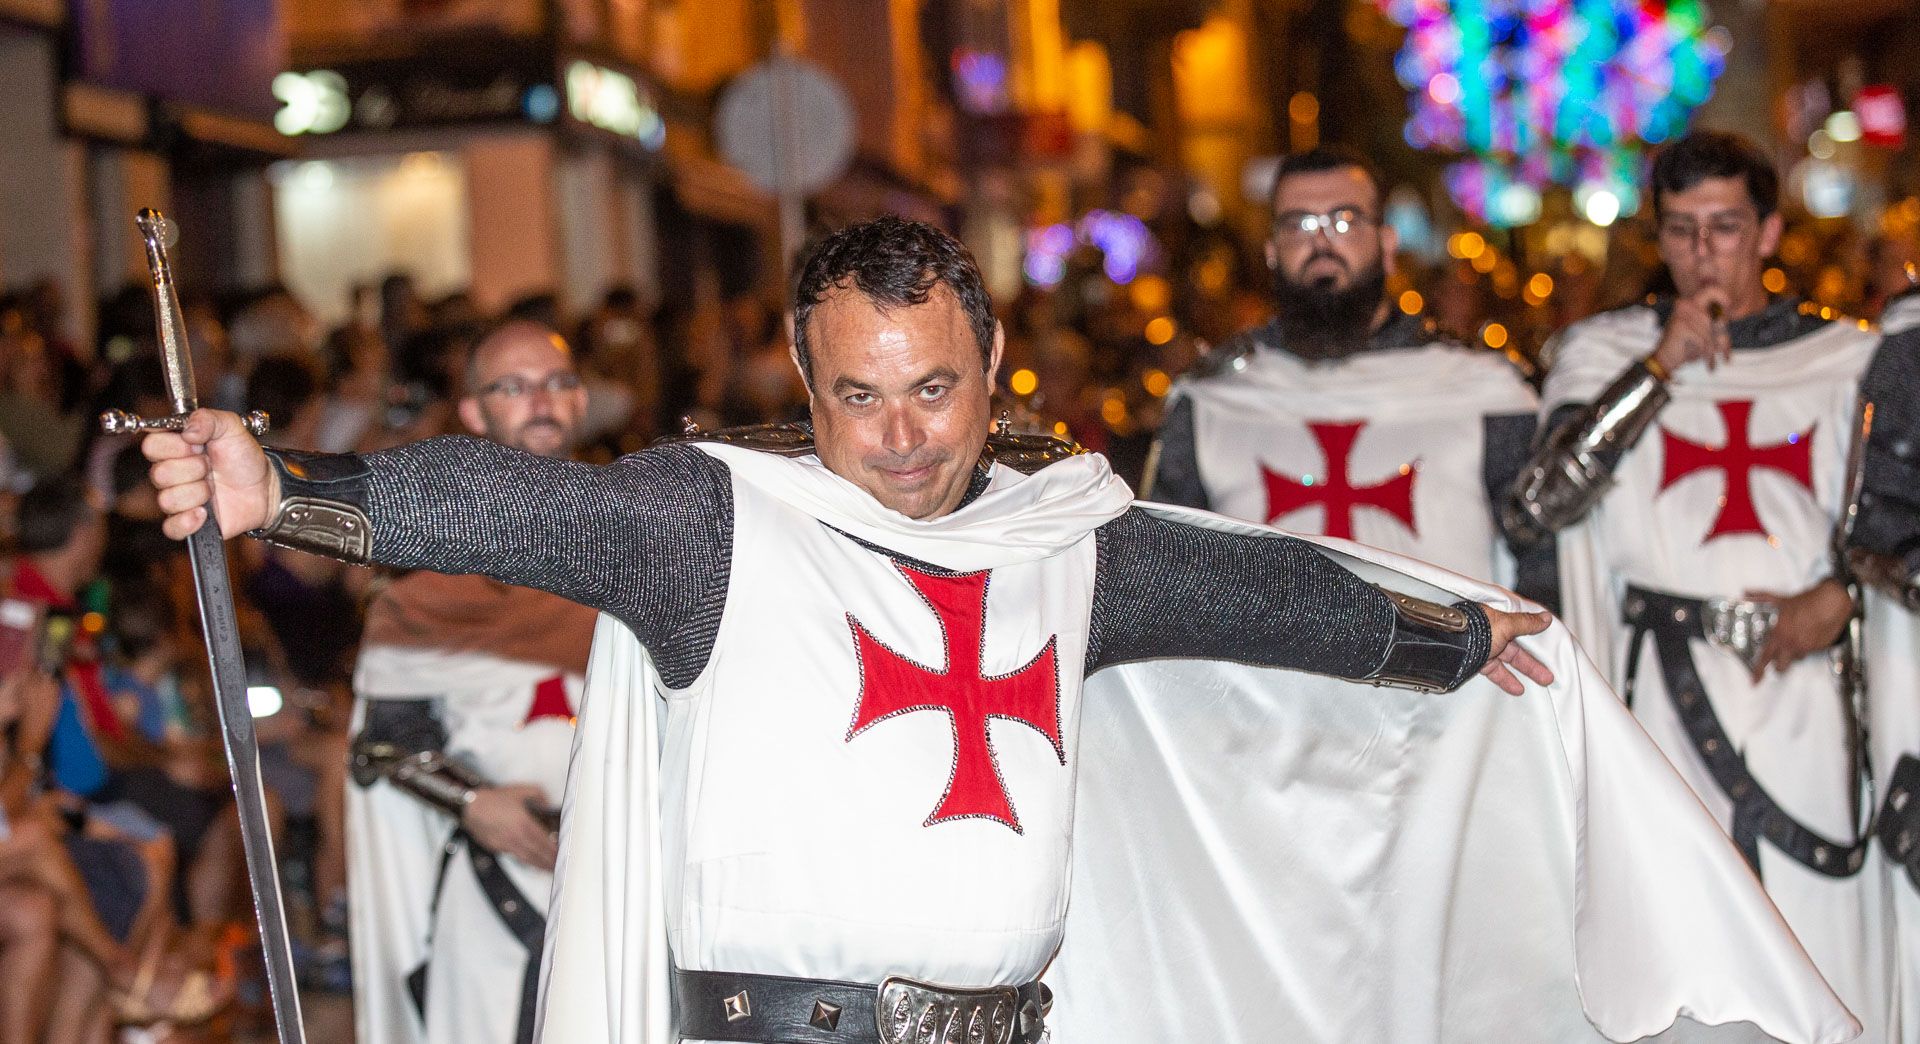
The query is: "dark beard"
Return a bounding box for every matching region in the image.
[1271,258,1388,361]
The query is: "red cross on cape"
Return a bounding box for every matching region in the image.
[845,565,1064,834]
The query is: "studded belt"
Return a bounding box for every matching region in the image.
[1878,755,1920,891]
[1622,585,1870,881]
[671,967,1051,1044]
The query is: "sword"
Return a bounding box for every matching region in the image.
[102,209,307,1043]
[1833,395,1875,839]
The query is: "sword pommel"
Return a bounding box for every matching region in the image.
[134,208,179,250]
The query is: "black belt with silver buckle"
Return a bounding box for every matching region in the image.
[671,967,1050,1044]
[1621,584,1870,881]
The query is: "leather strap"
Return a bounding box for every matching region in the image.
[1622,585,1869,880]
[1877,754,1920,891]
[408,831,547,1044]
[672,967,1049,1044]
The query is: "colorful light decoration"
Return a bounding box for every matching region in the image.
[1023,210,1159,287]
[1377,0,1726,226]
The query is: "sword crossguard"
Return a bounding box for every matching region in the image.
[100,408,271,438]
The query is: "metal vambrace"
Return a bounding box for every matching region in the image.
[1845,548,1920,612]
[249,449,373,564]
[1503,359,1671,546]
[350,737,491,817]
[1363,587,1490,694]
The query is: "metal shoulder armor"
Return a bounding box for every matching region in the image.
[667,418,1083,476]
[1183,336,1257,381]
[1503,358,1671,545]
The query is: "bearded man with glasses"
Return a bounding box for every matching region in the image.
[1149,147,1555,611]
[345,320,601,1044]
[1509,129,1920,1041]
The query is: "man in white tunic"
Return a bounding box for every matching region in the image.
[1509,130,1913,1040]
[1150,148,1553,608]
[143,218,1854,1044]
[346,321,598,1044]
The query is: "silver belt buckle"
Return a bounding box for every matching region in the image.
[875,976,1024,1044]
[1702,597,1778,673]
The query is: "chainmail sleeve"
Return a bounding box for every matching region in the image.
[350,438,733,688]
[1852,327,1920,585]
[1086,507,1491,691]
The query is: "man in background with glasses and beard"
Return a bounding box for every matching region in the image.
[345,320,600,1044]
[1148,148,1555,610]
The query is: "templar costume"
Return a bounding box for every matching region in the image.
[1148,312,1556,609]
[1511,294,1920,1041]
[347,571,596,1044]
[1855,289,1920,1043]
[250,424,1852,1044]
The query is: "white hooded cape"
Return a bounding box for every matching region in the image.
[534,443,1856,1044]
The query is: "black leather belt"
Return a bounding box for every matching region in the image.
[1878,754,1920,891]
[672,967,1050,1044]
[1622,585,1869,881]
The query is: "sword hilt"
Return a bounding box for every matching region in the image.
[100,408,270,438]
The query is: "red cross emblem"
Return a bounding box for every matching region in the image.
[1659,400,1815,543]
[846,566,1063,833]
[1262,421,1418,540]
[521,675,574,726]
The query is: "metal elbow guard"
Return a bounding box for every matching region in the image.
[350,738,488,816]
[1504,362,1671,543]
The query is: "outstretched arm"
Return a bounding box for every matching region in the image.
[1087,508,1552,694]
[143,409,733,650]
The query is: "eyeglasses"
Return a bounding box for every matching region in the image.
[1273,208,1378,240]
[478,372,582,400]
[1657,216,1755,252]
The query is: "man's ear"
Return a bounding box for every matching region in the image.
[787,340,812,396]
[1758,211,1784,261]
[456,396,487,436]
[1380,223,1401,279]
[986,321,1005,385]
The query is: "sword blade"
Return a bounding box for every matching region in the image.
[133,209,307,1043]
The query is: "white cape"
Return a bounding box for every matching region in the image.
[534,448,1856,1044]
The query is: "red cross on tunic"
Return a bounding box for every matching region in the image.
[846,566,1064,833]
[1659,399,1815,543]
[1261,421,1418,540]
[521,675,574,726]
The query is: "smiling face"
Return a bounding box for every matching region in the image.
[797,282,1002,520]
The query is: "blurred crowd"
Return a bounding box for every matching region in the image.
[0,185,1912,1042]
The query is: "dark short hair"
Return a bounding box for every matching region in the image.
[791,217,996,384]
[1649,131,1779,221]
[1269,147,1385,215]
[17,474,93,554]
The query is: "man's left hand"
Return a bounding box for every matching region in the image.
[1481,607,1556,696]
[1744,579,1854,682]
